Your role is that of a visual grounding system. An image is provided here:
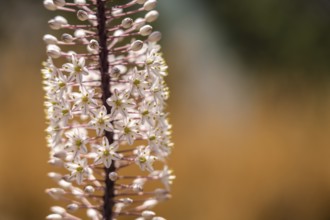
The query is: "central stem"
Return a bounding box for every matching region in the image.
[96,0,115,219]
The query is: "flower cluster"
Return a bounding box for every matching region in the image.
[42,0,174,219]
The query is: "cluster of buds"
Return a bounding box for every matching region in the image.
[41,0,174,219]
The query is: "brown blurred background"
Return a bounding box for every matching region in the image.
[2,0,330,219]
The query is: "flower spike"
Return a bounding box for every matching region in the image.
[42,0,174,219]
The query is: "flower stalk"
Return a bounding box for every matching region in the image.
[42,0,174,219]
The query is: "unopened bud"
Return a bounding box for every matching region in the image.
[139,25,153,36]
[44,0,57,11]
[134,18,145,29]
[48,172,62,181]
[145,10,159,23]
[87,209,98,218]
[61,33,73,43]
[89,39,99,50]
[148,31,162,42]
[109,172,118,181]
[49,16,67,30]
[132,183,143,192]
[74,29,86,38]
[152,217,166,220]
[144,0,157,11]
[121,17,133,29]
[46,214,62,220]
[53,0,66,7]
[51,206,66,215]
[74,0,86,4]
[48,156,63,166]
[120,198,133,204]
[111,66,121,75]
[43,34,58,44]
[142,210,156,219]
[67,203,79,212]
[53,150,67,159]
[77,10,88,21]
[131,40,144,51]
[46,188,65,200]
[84,185,95,194]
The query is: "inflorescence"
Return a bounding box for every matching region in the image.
[42,0,174,219]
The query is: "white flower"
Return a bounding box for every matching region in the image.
[129,68,150,97]
[150,166,175,190]
[139,101,157,126]
[65,129,88,159]
[62,55,89,83]
[53,102,72,125]
[72,87,98,115]
[94,137,121,168]
[89,106,114,136]
[116,119,140,145]
[135,146,157,172]
[106,89,134,118]
[66,158,90,184]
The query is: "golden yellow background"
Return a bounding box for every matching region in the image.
[1,0,330,219]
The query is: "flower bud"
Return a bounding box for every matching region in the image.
[46,188,66,200]
[48,156,64,165]
[58,179,72,188]
[53,150,67,159]
[131,40,144,51]
[51,206,66,215]
[43,34,58,44]
[44,0,57,11]
[89,39,99,50]
[84,185,95,193]
[74,29,86,38]
[145,10,159,23]
[46,214,62,220]
[152,217,166,220]
[132,183,143,192]
[77,10,88,21]
[67,203,79,212]
[49,16,67,30]
[109,172,118,181]
[74,0,86,4]
[148,31,162,42]
[87,209,98,218]
[120,198,133,204]
[48,172,62,181]
[61,33,73,43]
[142,210,156,219]
[121,17,133,29]
[139,25,153,36]
[144,0,157,11]
[134,18,146,29]
[53,0,66,7]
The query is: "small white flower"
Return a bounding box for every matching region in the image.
[129,68,150,97]
[53,102,72,125]
[65,129,88,159]
[72,86,98,115]
[106,89,134,118]
[62,55,89,83]
[89,106,114,136]
[66,158,90,184]
[116,119,140,145]
[135,146,157,172]
[150,166,175,190]
[94,137,121,168]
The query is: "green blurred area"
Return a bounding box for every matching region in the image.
[1,0,330,220]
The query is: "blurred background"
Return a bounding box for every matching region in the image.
[1,0,330,219]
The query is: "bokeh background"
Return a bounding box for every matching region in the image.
[1,0,330,219]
